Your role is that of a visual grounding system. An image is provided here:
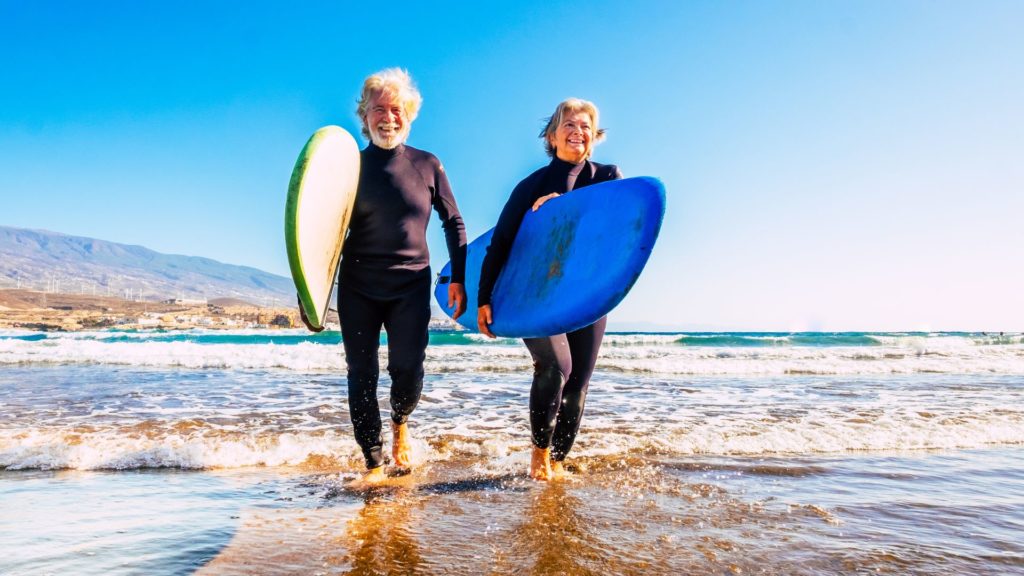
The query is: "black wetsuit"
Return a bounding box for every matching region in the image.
[479,157,622,460]
[339,142,466,469]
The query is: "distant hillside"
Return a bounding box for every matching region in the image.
[0,226,293,304]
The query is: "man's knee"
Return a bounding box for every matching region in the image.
[346,366,379,409]
[388,357,424,383]
[347,363,378,384]
[345,349,378,375]
[388,357,424,397]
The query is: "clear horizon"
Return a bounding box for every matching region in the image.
[2,1,1022,331]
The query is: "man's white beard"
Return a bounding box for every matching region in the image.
[370,122,407,150]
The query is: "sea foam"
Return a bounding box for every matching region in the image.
[2,330,1023,375]
[3,405,1021,471]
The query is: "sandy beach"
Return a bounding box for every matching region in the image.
[2,330,1022,574]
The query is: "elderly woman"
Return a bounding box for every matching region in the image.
[477,98,622,481]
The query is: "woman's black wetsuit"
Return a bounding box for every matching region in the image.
[479,157,622,460]
[340,142,466,469]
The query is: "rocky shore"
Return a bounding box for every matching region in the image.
[0,289,305,332]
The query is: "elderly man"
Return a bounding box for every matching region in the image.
[338,68,467,486]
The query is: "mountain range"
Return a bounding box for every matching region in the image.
[0,226,293,305]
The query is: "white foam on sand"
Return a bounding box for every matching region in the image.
[0,338,347,371]
[0,427,363,471]
[3,402,1022,471]
[6,332,1024,375]
[2,330,1023,470]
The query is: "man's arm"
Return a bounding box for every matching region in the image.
[431,159,467,319]
[430,160,467,282]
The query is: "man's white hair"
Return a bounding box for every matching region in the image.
[355,68,422,140]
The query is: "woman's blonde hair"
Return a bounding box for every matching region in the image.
[355,68,422,139]
[539,98,607,159]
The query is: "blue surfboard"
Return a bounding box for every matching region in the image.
[434,176,666,338]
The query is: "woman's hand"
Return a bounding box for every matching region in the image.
[478,304,495,338]
[531,193,560,212]
[448,282,466,320]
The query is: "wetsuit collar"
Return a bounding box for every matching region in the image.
[365,142,406,159]
[549,156,591,190]
[550,156,591,178]
[549,156,585,170]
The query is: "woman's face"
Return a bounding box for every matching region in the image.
[548,110,594,164]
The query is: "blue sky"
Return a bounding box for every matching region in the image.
[2,1,1021,330]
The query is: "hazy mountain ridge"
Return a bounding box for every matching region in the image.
[0,226,292,304]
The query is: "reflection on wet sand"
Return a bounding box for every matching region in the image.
[494,482,624,576]
[342,490,424,576]
[197,481,425,575]
[195,458,875,575]
[195,507,355,575]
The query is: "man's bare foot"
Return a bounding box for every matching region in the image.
[550,460,570,480]
[530,446,552,481]
[391,421,413,468]
[348,466,388,489]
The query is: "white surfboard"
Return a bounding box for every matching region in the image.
[285,126,360,330]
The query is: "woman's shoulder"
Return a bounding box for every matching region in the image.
[519,164,550,186]
[509,164,550,196]
[589,160,623,181]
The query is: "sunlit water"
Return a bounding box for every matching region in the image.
[1,330,1022,574]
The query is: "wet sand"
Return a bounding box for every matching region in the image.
[3,339,1023,574]
[4,449,1024,575]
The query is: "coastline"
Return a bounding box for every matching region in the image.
[0,288,462,333]
[0,288,300,332]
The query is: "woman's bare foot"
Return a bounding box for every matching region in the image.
[391,421,413,468]
[348,465,388,489]
[530,446,552,481]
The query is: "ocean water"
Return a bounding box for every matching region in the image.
[1,329,1022,575]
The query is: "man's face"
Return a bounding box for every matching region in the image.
[364,90,408,149]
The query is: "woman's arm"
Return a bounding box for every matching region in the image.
[477,170,544,307]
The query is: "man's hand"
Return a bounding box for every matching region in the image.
[448,282,467,320]
[297,294,325,333]
[477,304,495,338]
